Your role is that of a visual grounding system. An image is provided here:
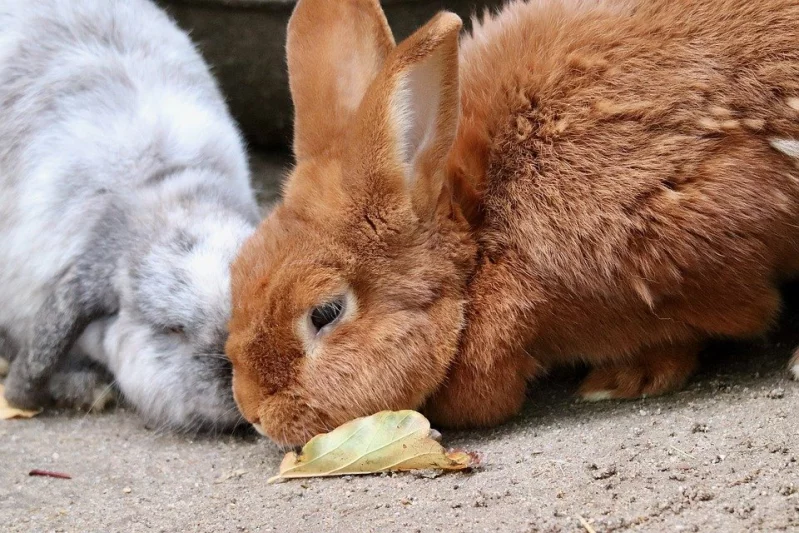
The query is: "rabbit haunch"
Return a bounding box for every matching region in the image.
[0,0,258,431]
[227,0,799,445]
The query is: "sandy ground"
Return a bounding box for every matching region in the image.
[2,154,798,533]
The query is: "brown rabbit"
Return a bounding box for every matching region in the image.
[227,0,799,445]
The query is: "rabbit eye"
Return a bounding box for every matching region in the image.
[309,299,344,333]
[166,325,186,336]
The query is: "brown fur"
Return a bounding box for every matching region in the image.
[228,0,799,445]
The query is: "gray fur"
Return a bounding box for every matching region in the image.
[0,0,259,431]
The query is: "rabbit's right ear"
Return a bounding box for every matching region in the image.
[287,0,395,160]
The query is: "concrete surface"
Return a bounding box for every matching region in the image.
[158,0,506,148]
[2,157,798,532]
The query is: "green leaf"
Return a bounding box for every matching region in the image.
[268,410,477,483]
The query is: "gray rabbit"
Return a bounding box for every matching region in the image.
[0,0,260,431]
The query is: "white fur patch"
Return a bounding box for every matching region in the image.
[770,139,799,159]
[632,278,655,309]
[580,390,615,402]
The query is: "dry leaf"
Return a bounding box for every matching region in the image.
[0,384,42,420]
[269,410,476,483]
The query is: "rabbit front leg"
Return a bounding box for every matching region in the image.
[425,258,541,428]
[4,268,108,409]
[47,350,117,412]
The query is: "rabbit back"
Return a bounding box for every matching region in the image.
[0,0,252,341]
[451,0,799,362]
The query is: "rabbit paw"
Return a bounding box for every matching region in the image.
[790,347,799,381]
[425,370,525,428]
[48,368,117,412]
[579,343,699,401]
[4,363,51,409]
[87,385,117,413]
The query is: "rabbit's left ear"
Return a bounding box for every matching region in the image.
[351,12,462,219]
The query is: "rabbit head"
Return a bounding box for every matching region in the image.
[104,186,256,431]
[226,0,475,445]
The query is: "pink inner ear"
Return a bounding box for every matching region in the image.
[390,51,444,182]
